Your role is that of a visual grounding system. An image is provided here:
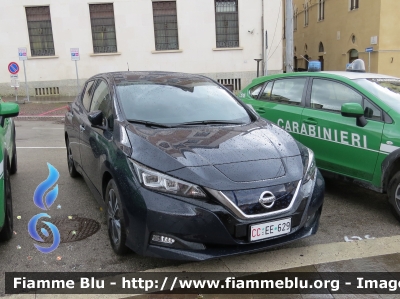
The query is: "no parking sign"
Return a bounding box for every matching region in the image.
[8,62,19,75]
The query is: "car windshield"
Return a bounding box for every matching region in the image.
[116,80,251,126]
[354,78,400,114]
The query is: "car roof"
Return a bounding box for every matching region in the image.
[97,71,212,85]
[249,71,399,86]
[320,71,398,80]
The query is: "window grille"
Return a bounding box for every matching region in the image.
[89,4,117,53]
[35,87,59,96]
[217,78,241,91]
[25,6,55,57]
[215,0,239,48]
[152,1,179,51]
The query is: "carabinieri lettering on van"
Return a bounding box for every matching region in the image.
[277,119,368,149]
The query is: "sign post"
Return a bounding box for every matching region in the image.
[70,48,80,94]
[8,62,20,102]
[365,47,373,73]
[18,47,29,102]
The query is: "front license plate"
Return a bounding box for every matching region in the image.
[250,218,291,241]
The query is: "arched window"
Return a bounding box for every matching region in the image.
[304,54,309,69]
[349,49,358,63]
[319,42,324,52]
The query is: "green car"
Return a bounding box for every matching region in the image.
[0,101,19,242]
[240,67,400,219]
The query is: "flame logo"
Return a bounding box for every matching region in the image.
[33,163,59,210]
[28,163,61,253]
[28,213,60,253]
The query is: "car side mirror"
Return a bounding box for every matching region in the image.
[88,110,106,130]
[0,102,19,118]
[341,103,367,127]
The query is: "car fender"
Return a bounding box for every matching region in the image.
[0,149,7,230]
[381,148,400,193]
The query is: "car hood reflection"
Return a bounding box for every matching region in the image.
[126,120,303,189]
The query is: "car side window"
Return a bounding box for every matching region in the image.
[90,80,114,130]
[310,79,362,112]
[270,78,306,105]
[81,80,95,111]
[258,81,273,101]
[249,83,263,99]
[363,98,381,121]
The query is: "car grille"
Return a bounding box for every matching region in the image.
[221,181,299,216]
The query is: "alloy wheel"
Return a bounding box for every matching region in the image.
[108,189,121,246]
[395,184,400,212]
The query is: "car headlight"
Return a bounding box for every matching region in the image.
[297,142,316,184]
[128,159,206,198]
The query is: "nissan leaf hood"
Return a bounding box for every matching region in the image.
[126,120,303,190]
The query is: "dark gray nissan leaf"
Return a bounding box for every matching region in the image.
[64,71,325,261]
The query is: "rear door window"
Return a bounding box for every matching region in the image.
[270,78,307,106]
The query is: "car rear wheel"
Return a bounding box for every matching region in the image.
[0,161,13,241]
[66,138,79,178]
[388,171,400,222]
[10,148,17,175]
[105,179,129,255]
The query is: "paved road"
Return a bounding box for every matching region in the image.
[1,120,399,295]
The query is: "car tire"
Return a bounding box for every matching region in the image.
[388,171,400,222]
[10,129,17,175]
[105,179,129,255]
[66,137,79,178]
[0,160,13,242]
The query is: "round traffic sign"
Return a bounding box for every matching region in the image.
[8,62,19,75]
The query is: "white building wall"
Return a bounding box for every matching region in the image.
[0,0,283,96]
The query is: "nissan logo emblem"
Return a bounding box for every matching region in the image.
[259,191,276,209]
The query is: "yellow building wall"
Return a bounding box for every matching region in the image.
[292,0,381,73]
[377,0,400,76]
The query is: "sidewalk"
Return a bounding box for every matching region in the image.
[1,96,74,119]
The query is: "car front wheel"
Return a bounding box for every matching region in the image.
[66,137,79,178]
[105,179,129,255]
[10,128,17,175]
[0,161,13,242]
[388,171,400,222]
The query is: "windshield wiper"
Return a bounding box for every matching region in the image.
[175,120,246,126]
[126,119,172,128]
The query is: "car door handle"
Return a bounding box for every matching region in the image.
[303,118,318,125]
[255,107,266,113]
[79,125,85,132]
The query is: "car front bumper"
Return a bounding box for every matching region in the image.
[119,170,325,261]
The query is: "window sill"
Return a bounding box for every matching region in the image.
[90,52,121,56]
[151,49,183,54]
[28,55,59,60]
[212,47,243,51]
[317,19,324,22]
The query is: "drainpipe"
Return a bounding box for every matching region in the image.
[262,0,265,75]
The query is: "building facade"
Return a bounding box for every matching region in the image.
[289,0,400,76]
[0,0,283,97]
